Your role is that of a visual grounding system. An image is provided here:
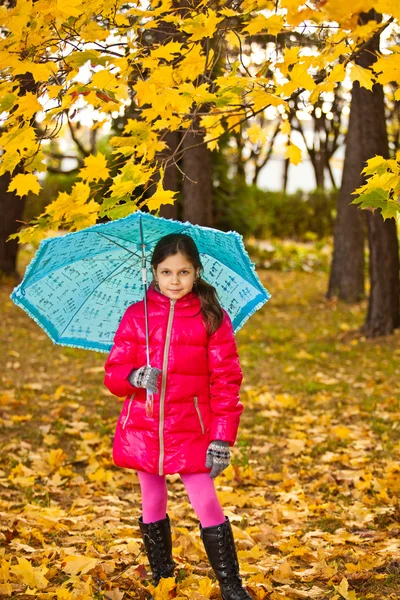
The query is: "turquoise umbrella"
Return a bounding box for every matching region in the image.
[11,211,271,353]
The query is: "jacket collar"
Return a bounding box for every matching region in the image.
[146,281,200,308]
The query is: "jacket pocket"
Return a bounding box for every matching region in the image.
[193,396,205,435]
[122,394,135,429]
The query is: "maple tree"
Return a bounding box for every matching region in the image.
[1,0,399,243]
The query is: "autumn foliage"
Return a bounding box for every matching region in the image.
[0,0,399,242]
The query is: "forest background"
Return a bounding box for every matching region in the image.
[1,1,400,599]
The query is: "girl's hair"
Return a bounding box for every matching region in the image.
[151,233,224,335]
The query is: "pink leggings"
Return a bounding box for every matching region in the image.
[137,471,225,528]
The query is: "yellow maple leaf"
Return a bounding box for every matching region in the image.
[62,555,99,576]
[280,119,291,136]
[8,173,41,197]
[374,52,400,86]
[182,10,223,41]
[11,557,48,590]
[219,7,239,17]
[334,577,358,600]
[148,576,176,599]
[79,153,110,182]
[147,177,177,212]
[151,41,183,61]
[91,69,120,91]
[200,113,225,150]
[332,425,352,439]
[249,88,288,113]
[80,20,109,43]
[45,181,100,229]
[273,559,294,583]
[56,0,82,17]
[280,46,301,76]
[264,14,285,35]
[178,44,210,82]
[279,62,316,95]
[284,144,302,165]
[243,14,266,36]
[350,64,374,91]
[88,467,114,483]
[179,82,216,104]
[47,448,67,469]
[286,438,307,455]
[0,151,21,177]
[12,91,42,120]
[0,558,10,584]
[238,545,264,560]
[12,60,55,83]
[247,122,267,144]
[198,576,213,597]
[110,162,153,200]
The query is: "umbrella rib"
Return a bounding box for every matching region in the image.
[58,254,136,339]
[94,232,143,260]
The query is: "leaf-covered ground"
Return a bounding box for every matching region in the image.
[1,269,400,600]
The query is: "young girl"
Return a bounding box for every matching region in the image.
[104,233,253,600]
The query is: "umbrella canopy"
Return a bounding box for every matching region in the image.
[11,212,271,352]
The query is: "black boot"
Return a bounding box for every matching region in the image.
[138,514,176,586]
[200,517,253,600]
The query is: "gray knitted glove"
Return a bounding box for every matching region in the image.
[128,366,162,394]
[206,440,230,478]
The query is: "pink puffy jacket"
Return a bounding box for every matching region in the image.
[104,283,243,476]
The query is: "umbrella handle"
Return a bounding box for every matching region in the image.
[146,389,154,417]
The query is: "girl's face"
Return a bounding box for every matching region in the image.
[153,252,199,300]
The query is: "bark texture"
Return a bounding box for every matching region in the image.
[157,131,180,221]
[327,82,366,301]
[182,129,213,226]
[362,80,400,335]
[0,170,26,278]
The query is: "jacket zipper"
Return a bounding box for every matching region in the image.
[194,396,205,434]
[159,299,176,476]
[122,394,135,429]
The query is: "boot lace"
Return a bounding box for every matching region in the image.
[217,527,250,598]
[146,524,173,581]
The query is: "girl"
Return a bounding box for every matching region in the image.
[104,233,253,600]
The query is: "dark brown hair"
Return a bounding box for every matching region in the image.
[151,233,223,335]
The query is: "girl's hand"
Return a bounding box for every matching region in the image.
[128,366,162,394]
[206,440,230,478]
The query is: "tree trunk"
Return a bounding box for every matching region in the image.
[158,131,180,220]
[360,16,399,335]
[282,157,289,193]
[365,215,399,336]
[309,149,325,190]
[327,82,366,301]
[362,85,399,335]
[0,170,26,278]
[182,129,213,226]
[0,69,36,279]
[328,9,400,334]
